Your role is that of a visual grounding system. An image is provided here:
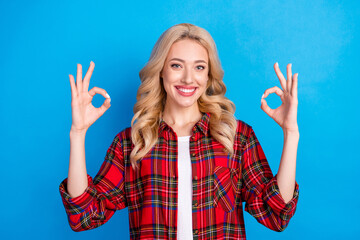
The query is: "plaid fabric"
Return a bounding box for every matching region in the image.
[59,113,299,239]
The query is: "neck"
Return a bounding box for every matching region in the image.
[162,101,202,136]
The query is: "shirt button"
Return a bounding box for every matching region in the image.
[194,202,198,207]
[194,176,198,180]
[194,230,199,234]
[172,175,176,179]
[191,153,196,157]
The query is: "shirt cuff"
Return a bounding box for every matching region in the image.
[59,175,97,215]
[262,174,299,221]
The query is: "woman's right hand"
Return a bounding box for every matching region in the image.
[69,61,111,134]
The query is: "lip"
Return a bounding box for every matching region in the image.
[175,85,197,97]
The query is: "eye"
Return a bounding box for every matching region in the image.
[196,65,205,70]
[171,63,181,68]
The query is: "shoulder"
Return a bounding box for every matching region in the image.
[117,126,132,140]
[234,119,259,149]
[108,127,133,159]
[109,126,133,149]
[235,119,253,138]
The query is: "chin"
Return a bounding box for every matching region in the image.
[174,98,198,109]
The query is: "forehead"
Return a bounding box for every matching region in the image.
[166,39,208,62]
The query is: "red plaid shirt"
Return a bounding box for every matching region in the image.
[59,113,299,239]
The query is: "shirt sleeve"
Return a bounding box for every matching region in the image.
[59,134,127,232]
[240,127,299,232]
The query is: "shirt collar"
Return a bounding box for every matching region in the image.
[159,112,211,138]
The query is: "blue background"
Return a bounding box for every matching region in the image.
[1,0,359,239]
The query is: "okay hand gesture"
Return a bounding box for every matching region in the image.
[261,63,299,132]
[69,61,111,134]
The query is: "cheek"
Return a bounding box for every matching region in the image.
[195,73,209,88]
[162,79,171,95]
[163,71,183,86]
[162,74,176,94]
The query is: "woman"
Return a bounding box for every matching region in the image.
[59,23,300,240]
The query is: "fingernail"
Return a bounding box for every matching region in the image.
[261,94,264,99]
[106,93,110,99]
[276,62,278,67]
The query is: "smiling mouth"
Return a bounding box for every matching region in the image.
[175,86,197,96]
[176,87,196,93]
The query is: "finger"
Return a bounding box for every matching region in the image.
[98,98,111,116]
[69,74,77,99]
[262,86,284,99]
[291,73,298,98]
[286,63,292,93]
[274,62,287,91]
[88,86,111,100]
[260,98,274,117]
[76,63,83,94]
[83,61,95,92]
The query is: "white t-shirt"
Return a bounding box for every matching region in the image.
[177,136,193,240]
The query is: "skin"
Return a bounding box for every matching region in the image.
[66,40,299,204]
[67,61,111,197]
[161,39,209,137]
[261,62,299,203]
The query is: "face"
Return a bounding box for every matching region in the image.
[161,39,209,111]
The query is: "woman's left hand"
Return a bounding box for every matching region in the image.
[261,63,299,132]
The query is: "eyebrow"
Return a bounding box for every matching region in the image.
[169,58,208,64]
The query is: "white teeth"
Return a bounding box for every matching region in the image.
[177,87,195,93]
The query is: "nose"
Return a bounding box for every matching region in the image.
[181,67,193,84]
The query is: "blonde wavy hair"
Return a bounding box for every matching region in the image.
[130,23,237,170]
